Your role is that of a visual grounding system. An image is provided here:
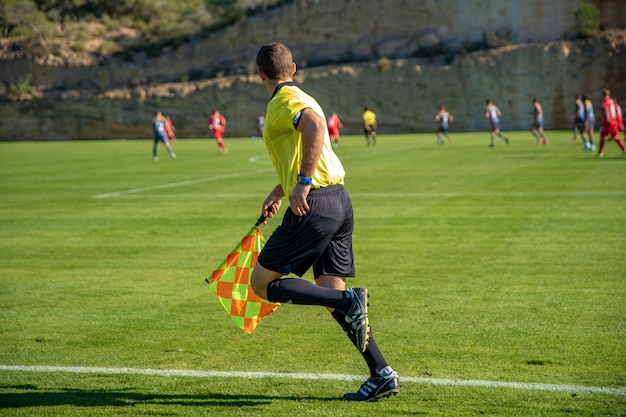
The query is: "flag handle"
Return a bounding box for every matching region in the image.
[255,202,278,226]
[254,215,266,227]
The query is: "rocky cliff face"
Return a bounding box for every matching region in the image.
[0,0,624,140]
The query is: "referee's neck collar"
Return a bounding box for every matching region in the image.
[270,81,296,100]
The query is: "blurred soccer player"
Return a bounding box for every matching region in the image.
[327,112,343,148]
[208,110,228,154]
[597,88,626,157]
[572,95,585,141]
[256,112,265,138]
[164,116,176,142]
[435,105,454,144]
[615,99,625,142]
[362,107,377,146]
[531,98,548,144]
[582,95,596,151]
[152,110,176,161]
[485,99,509,147]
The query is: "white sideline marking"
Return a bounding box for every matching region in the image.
[353,191,626,198]
[91,168,273,199]
[0,365,624,396]
[92,190,626,200]
[248,154,272,163]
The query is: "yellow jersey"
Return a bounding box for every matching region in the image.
[264,83,345,198]
[363,109,376,125]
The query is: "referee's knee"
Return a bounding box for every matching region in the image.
[249,272,265,299]
[250,266,280,300]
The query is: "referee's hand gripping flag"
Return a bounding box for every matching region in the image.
[206,215,279,333]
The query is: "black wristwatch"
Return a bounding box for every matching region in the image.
[297,174,313,185]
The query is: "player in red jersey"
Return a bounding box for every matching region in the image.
[327,112,343,148]
[597,88,626,157]
[616,100,626,141]
[164,116,176,142]
[208,110,228,154]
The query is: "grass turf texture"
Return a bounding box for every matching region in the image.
[0,131,624,416]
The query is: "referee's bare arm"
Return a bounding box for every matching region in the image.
[289,108,325,216]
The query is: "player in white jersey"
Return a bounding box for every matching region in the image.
[572,95,585,141]
[531,98,548,144]
[435,106,454,145]
[485,99,509,147]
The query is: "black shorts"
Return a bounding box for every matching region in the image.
[258,185,355,278]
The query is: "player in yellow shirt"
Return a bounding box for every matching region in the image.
[363,107,377,146]
[251,42,399,402]
[582,95,596,151]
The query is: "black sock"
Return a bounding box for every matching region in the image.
[331,310,389,377]
[266,278,350,311]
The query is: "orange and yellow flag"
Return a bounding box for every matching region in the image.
[206,221,279,333]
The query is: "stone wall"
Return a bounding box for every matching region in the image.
[0,0,624,140]
[1,33,623,140]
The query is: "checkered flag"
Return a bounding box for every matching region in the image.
[206,217,279,333]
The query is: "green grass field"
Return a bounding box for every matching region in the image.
[0,131,624,416]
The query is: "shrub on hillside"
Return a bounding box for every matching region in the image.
[1,0,289,58]
[574,3,601,38]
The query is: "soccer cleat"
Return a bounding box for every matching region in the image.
[170,153,177,160]
[343,371,400,402]
[344,288,369,352]
[153,156,159,162]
